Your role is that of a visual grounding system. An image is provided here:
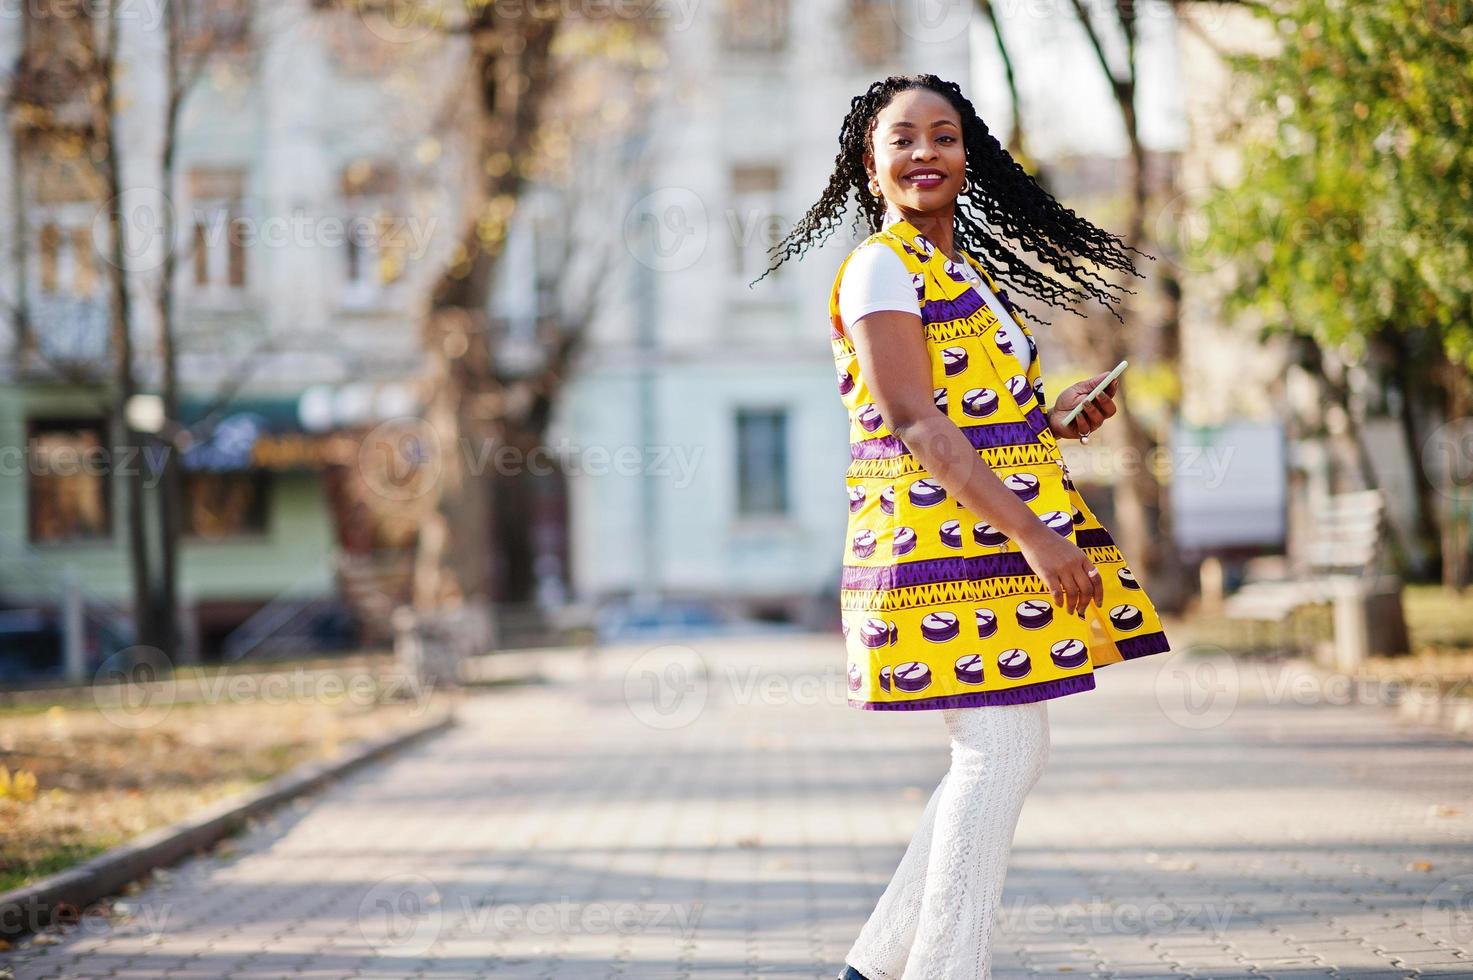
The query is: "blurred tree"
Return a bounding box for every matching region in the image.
[972,0,1033,166]
[153,0,255,665]
[1057,0,1193,607]
[8,0,156,652]
[1201,0,1473,583]
[319,2,661,635]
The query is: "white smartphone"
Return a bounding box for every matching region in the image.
[1060,359,1128,429]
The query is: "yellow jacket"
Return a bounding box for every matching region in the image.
[830,217,1171,709]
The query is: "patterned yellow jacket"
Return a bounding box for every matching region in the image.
[831,217,1171,710]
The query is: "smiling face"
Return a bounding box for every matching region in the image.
[865,87,966,218]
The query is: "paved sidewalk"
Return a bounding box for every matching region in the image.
[4,635,1471,979]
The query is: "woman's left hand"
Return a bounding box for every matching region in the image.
[1047,372,1119,440]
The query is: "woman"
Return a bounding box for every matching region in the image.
[755,75,1173,979]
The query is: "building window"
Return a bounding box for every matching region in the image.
[723,0,788,52]
[24,154,110,363]
[20,154,109,364]
[27,418,112,544]
[846,0,900,67]
[31,211,101,298]
[39,222,61,293]
[729,164,783,284]
[183,470,271,540]
[340,160,407,308]
[735,408,789,515]
[188,166,249,298]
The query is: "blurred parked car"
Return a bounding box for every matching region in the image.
[0,606,132,686]
[591,597,805,645]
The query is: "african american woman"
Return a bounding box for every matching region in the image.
[754,74,1173,980]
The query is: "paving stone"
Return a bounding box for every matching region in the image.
[0,637,1468,979]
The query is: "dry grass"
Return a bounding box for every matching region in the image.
[0,693,447,893]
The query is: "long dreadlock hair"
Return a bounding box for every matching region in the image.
[751,74,1150,324]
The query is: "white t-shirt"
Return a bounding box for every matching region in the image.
[837,242,1032,372]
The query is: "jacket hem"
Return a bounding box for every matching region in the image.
[1113,630,1171,660]
[847,671,1097,710]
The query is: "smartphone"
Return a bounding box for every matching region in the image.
[1060,359,1128,430]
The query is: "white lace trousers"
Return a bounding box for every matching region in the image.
[844,700,1052,980]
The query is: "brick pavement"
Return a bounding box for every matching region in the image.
[4,634,1471,979]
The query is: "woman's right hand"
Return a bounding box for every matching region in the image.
[1015,526,1104,616]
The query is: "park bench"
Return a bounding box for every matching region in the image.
[1223,489,1409,669]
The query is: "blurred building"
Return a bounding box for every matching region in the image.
[538,1,971,627]
[0,3,467,664]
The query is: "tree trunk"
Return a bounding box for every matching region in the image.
[1439,349,1471,590]
[1376,322,1443,580]
[411,15,560,624]
[98,0,156,656]
[154,0,187,663]
[1065,0,1190,611]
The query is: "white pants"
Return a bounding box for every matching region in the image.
[845,700,1052,980]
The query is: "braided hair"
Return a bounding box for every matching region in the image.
[752,73,1149,323]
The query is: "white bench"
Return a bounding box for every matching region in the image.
[1223,490,1409,669]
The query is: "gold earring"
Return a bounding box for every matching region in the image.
[961,176,971,194]
[868,178,882,197]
